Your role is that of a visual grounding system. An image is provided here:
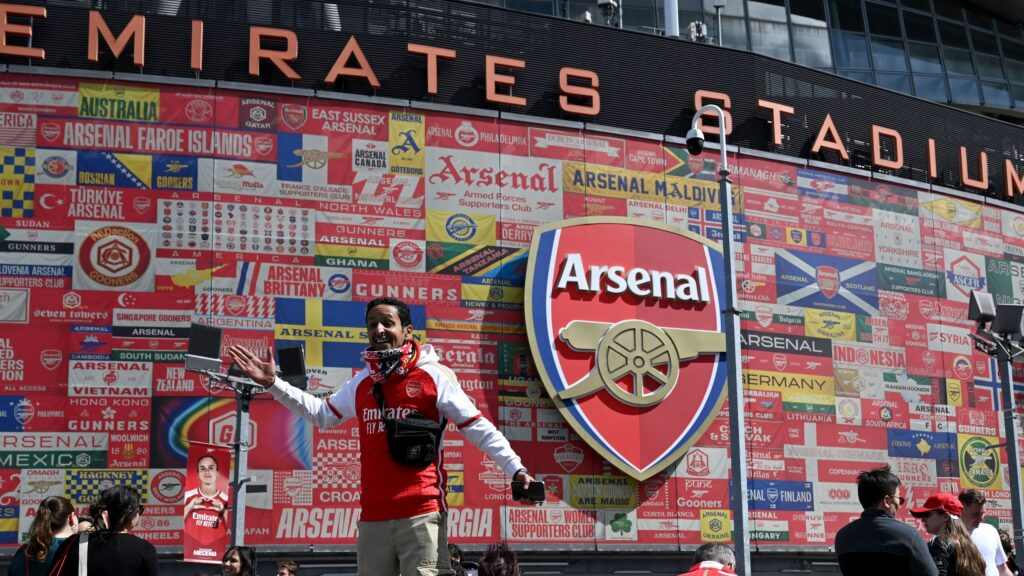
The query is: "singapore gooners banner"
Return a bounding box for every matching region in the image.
[525,217,727,480]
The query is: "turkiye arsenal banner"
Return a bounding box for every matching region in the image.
[183,441,231,564]
[525,217,728,480]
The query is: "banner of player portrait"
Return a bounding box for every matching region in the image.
[183,441,231,564]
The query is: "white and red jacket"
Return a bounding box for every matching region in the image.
[269,343,524,522]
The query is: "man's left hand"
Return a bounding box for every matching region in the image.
[513,469,542,506]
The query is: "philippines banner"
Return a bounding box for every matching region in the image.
[183,441,231,564]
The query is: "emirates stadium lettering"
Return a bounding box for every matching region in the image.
[555,253,711,302]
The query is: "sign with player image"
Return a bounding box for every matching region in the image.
[182,441,231,564]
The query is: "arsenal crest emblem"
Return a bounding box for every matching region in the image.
[816,266,840,298]
[526,217,727,480]
[281,104,308,130]
[40,349,62,371]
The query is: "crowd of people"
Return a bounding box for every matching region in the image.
[836,464,1019,576]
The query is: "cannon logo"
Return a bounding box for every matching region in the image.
[526,217,726,480]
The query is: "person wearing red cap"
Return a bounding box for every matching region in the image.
[911,493,986,576]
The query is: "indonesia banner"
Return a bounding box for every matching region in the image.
[183,441,231,564]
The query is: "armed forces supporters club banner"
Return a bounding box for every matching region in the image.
[0,69,1023,550]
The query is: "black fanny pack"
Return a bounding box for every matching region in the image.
[372,380,446,467]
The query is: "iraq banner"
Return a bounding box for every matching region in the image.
[183,441,231,564]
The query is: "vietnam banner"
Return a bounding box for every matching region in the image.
[183,441,231,564]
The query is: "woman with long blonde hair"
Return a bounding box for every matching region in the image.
[912,493,986,576]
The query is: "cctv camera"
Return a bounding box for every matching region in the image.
[685,127,705,156]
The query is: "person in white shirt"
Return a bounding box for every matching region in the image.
[960,490,1013,576]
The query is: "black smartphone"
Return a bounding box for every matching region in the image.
[278,345,308,390]
[511,480,546,502]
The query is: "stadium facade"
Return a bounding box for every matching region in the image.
[0,0,1024,574]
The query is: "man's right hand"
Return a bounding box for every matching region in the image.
[227,345,276,388]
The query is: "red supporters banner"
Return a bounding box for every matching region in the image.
[183,441,231,564]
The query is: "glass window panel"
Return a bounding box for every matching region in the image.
[1012,84,1024,108]
[997,20,1020,40]
[839,69,874,83]
[908,42,942,73]
[876,72,912,93]
[833,31,870,68]
[721,16,749,49]
[701,0,743,16]
[505,0,555,14]
[624,0,658,32]
[900,0,930,11]
[749,0,792,60]
[914,74,948,101]
[1007,60,1024,79]
[794,24,833,67]
[829,0,865,32]
[932,0,962,21]
[966,10,992,31]
[903,12,936,43]
[701,0,748,49]
[938,21,969,49]
[1003,38,1024,61]
[944,47,975,75]
[791,0,831,67]
[867,3,901,37]
[949,76,980,104]
[565,0,595,19]
[791,0,826,19]
[872,37,908,70]
[976,53,1005,79]
[972,31,999,55]
[982,81,1011,107]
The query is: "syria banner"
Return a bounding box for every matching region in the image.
[183,441,231,564]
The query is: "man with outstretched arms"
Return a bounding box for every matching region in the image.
[228,296,535,576]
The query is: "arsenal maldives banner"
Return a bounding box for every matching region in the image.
[2,69,1024,551]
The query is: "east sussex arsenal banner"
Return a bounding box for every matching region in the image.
[525,217,728,480]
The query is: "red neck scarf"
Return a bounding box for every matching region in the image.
[361,340,419,383]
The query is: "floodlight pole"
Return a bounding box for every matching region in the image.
[228,385,255,547]
[691,104,750,575]
[995,342,1024,557]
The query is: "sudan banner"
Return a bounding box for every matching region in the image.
[183,441,232,564]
